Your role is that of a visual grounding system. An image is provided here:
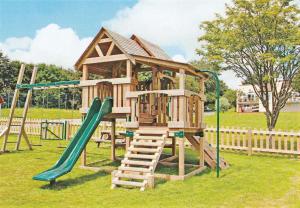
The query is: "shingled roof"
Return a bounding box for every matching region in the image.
[105,28,150,57]
[131,35,171,60]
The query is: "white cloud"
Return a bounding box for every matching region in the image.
[104,0,230,60]
[220,70,242,89]
[172,54,187,63]
[0,24,92,68]
[104,0,239,88]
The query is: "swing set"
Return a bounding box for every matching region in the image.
[0,64,80,152]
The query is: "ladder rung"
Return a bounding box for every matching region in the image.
[112,179,145,187]
[122,159,153,166]
[118,166,151,173]
[13,116,24,118]
[129,147,159,153]
[126,153,156,160]
[115,172,148,180]
[10,124,22,127]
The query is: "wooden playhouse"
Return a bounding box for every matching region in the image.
[75,27,227,191]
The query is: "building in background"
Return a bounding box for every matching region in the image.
[236,83,300,113]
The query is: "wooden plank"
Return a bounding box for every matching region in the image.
[95,44,103,57]
[106,42,115,56]
[83,54,128,64]
[99,38,112,43]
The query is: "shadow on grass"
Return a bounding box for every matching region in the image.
[40,171,108,191]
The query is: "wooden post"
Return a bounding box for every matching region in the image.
[126,136,131,151]
[81,148,87,166]
[81,65,89,165]
[111,119,116,161]
[199,137,205,167]
[172,138,176,156]
[179,69,186,90]
[178,137,185,176]
[2,64,26,152]
[247,129,252,156]
[126,59,132,78]
[15,66,38,150]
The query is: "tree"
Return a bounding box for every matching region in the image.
[292,71,300,92]
[224,89,237,109]
[198,0,300,130]
[217,97,230,112]
[0,52,18,93]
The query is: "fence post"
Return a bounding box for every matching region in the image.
[247,129,252,156]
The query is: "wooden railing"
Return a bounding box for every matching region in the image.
[205,126,300,155]
[125,89,204,129]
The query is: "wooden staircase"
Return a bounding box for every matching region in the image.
[186,135,228,169]
[139,112,156,124]
[112,133,166,191]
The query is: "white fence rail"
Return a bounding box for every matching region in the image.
[1,118,300,155]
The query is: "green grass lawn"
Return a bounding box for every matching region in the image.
[1,108,81,119]
[205,111,300,130]
[1,108,300,130]
[1,136,300,208]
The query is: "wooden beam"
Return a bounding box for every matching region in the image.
[99,38,112,43]
[178,137,185,176]
[15,66,38,150]
[95,44,104,57]
[106,42,115,56]
[83,54,128,64]
[111,119,116,161]
[2,64,25,152]
[126,59,132,78]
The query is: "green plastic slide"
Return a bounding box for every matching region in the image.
[33,97,112,182]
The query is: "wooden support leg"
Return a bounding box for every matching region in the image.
[81,148,87,166]
[172,138,176,156]
[199,136,204,167]
[126,137,131,151]
[111,119,116,161]
[178,137,185,176]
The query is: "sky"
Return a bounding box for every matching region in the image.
[0,0,242,88]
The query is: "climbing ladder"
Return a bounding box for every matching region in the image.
[112,133,166,191]
[186,135,228,169]
[1,64,37,152]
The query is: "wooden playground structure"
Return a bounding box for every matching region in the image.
[1,27,228,191]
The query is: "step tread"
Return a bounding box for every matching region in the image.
[126,153,157,160]
[118,166,151,173]
[131,141,163,147]
[122,159,154,166]
[113,179,145,187]
[135,135,165,140]
[129,147,159,153]
[115,172,148,180]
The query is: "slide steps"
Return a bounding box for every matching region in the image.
[112,133,166,191]
[186,135,228,169]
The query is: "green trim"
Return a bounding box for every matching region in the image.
[195,69,220,178]
[125,131,134,137]
[174,131,184,138]
[16,80,80,89]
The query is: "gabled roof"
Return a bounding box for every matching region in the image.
[131,35,171,60]
[75,27,172,69]
[106,29,149,57]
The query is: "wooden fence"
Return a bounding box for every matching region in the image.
[1,118,300,155]
[205,126,300,155]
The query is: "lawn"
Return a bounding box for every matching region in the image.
[205,111,300,131]
[1,137,300,208]
[1,108,300,130]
